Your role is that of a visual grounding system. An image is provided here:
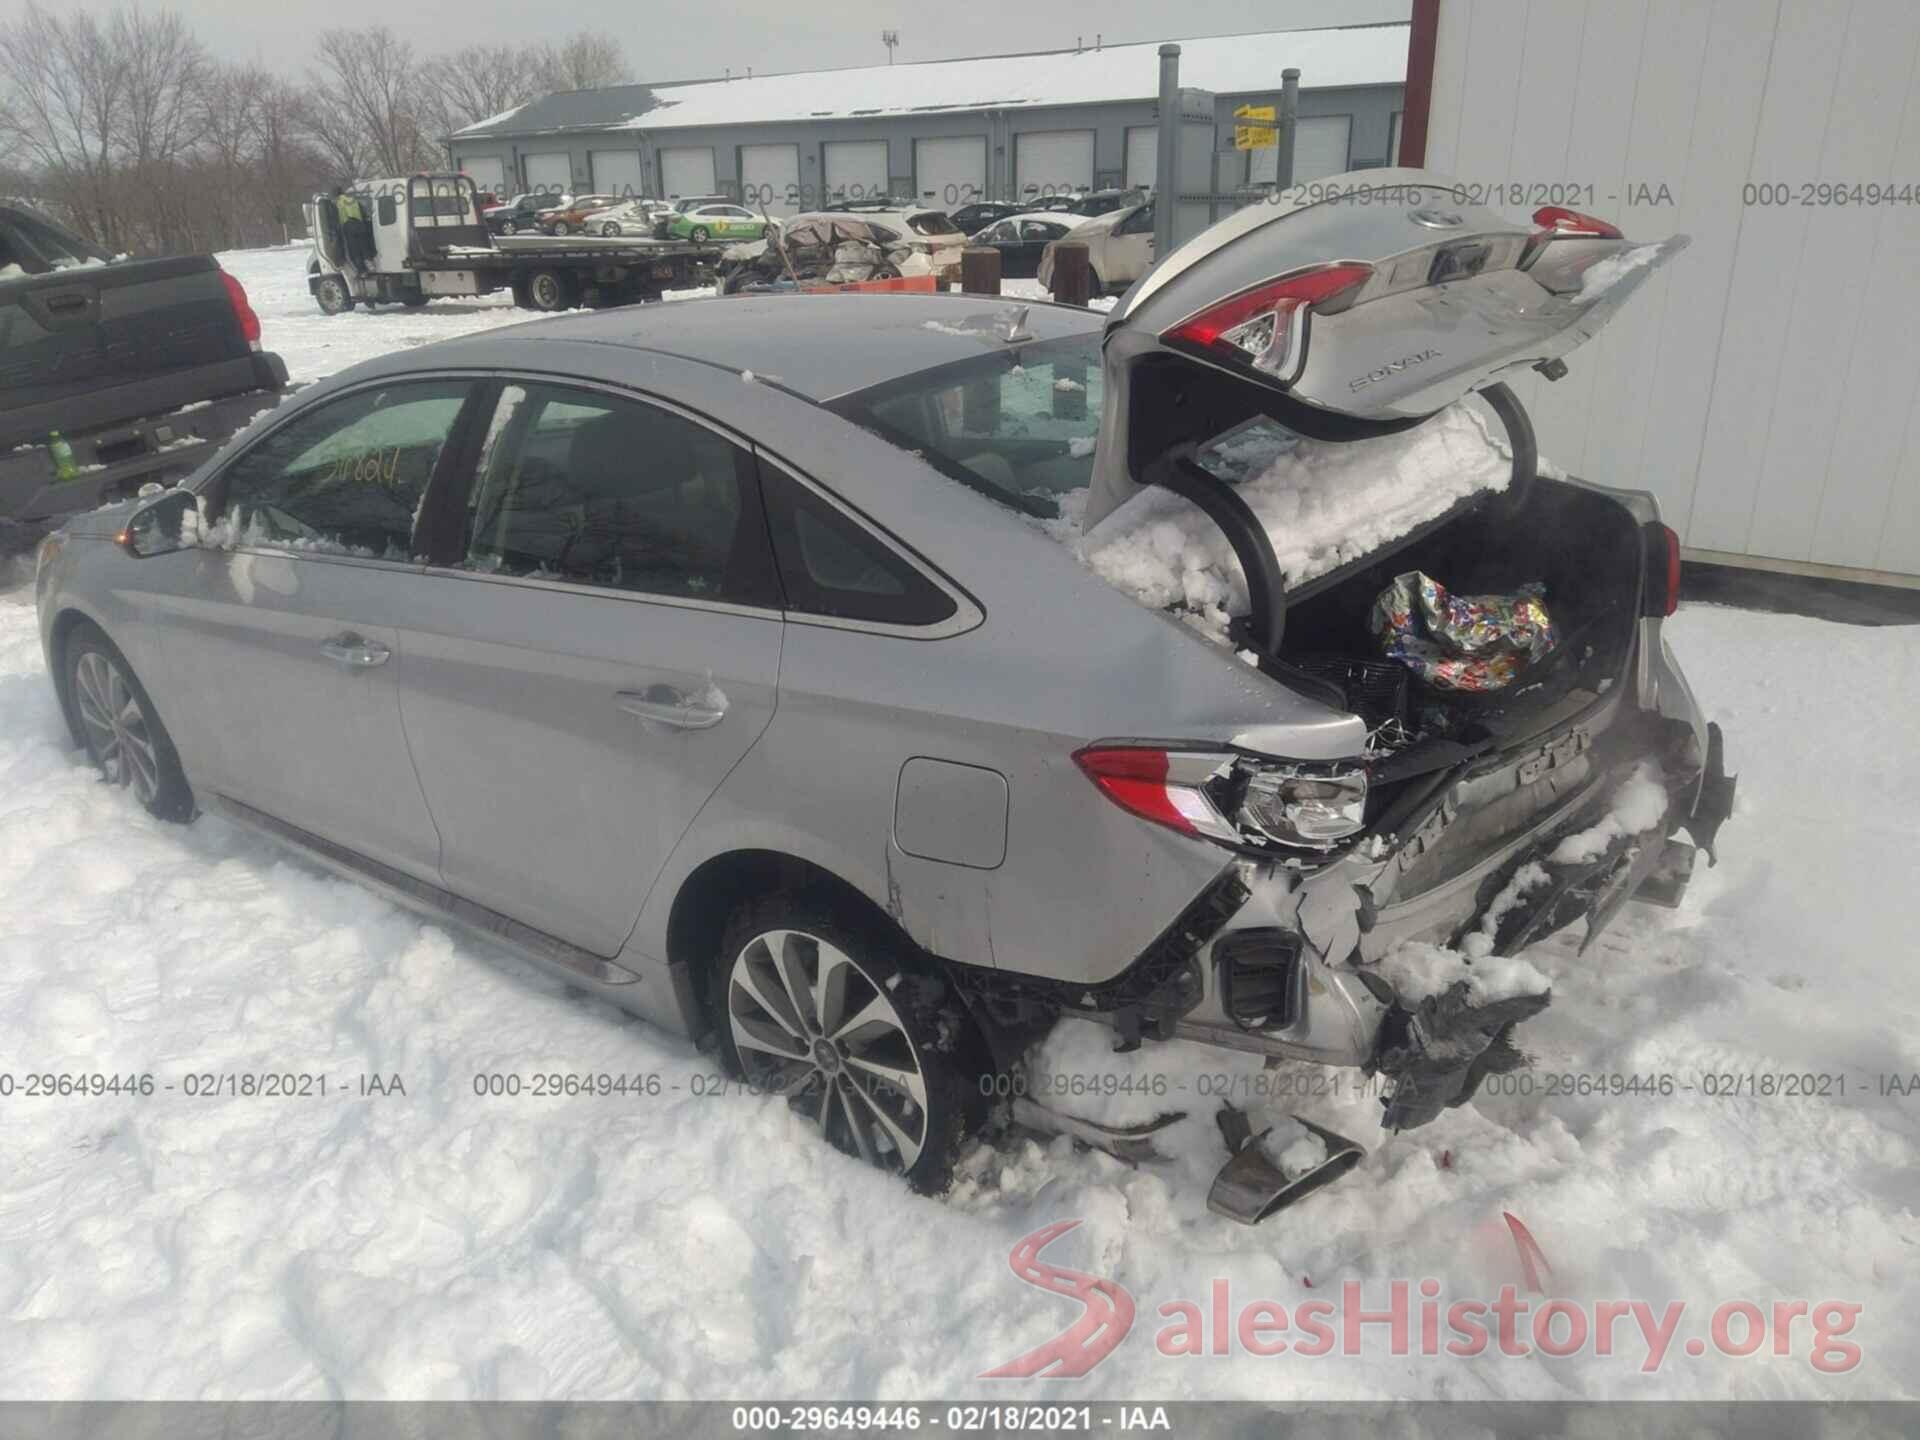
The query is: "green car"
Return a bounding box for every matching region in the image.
[664,202,772,243]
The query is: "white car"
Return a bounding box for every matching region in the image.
[1037,200,1157,295]
[583,200,664,237]
[814,204,967,275]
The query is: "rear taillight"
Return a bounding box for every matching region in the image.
[1161,262,1374,384]
[1520,206,1626,273]
[1532,206,1623,239]
[1074,745,1370,852]
[219,269,261,349]
[1642,522,1682,616]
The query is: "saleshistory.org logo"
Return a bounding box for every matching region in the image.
[979,1220,1865,1378]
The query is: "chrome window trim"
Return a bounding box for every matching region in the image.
[199,364,982,639]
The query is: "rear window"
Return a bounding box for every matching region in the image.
[908,212,962,237]
[0,206,108,274]
[835,334,1103,520]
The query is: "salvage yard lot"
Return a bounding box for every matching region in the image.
[0,244,1915,1400]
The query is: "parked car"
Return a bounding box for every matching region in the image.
[948,201,1023,237]
[530,194,578,230]
[0,200,287,561]
[715,213,911,292]
[537,195,619,236]
[812,204,966,274]
[1036,200,1155,294]
[657,203,773,243]
[482,194,544,235]
[584,199,665,237]
[965,212,1080,278]
[1025,188,1145,218]
[36,172,1726,1216]
[649,195,734,238]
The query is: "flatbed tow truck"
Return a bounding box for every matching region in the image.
[303,174,721,315]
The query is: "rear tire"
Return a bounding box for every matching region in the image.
[401,292,429,308]
[601,222,620,236]
[64,623,194,823]
[519,267,575,312]
[711,891,987,1194]
[552,220,573,236]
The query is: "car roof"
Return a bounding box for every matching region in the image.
[496,293,1103,402]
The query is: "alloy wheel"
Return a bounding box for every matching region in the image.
[726,928,931,1175]
[73,651,161,806]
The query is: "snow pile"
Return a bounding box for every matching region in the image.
[1075,403,1512,641]
[1376,940,1553,1006]
[1259,1117,1330,1179]
[1461,861,1551,959]
[1551,761,1669,863]
[1576,243,1662,302]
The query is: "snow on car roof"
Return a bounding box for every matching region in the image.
[453,25,1407,137]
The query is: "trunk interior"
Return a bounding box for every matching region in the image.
[1276,476,1645,757]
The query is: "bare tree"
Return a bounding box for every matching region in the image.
[533,31,629,94]
[420,44,541,139]
[0,4,126,244]
[309,26,434,178]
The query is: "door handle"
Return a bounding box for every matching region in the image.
[320,633,391,668]
[616,686,727,730]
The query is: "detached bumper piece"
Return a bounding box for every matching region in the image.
[1369,985,1550,1132]
[1207,1107,1366,1225]
[1685,721,1737,865]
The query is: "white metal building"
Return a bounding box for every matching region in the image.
[1408,0,1920,584]
[450,26,1408,216]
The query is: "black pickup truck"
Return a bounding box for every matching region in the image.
[0,202,289,561]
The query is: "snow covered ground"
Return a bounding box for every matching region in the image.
[0,245,1915,1401]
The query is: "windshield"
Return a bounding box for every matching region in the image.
[835,333,1103,520]
[907,212,962,237]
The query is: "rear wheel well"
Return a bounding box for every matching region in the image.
[669,850,917,1041]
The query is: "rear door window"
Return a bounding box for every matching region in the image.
[214,380,473,558]
[460,382,778,606]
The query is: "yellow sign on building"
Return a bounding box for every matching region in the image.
[1234,104,1277,150]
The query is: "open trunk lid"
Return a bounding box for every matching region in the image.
[1086,168,1687,531]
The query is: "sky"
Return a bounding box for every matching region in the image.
[0,0,1410,82]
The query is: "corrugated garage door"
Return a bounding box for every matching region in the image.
[659,147,717,201]
[824,140,890,203]
[1014,130,1094,203]
[523,152,572,198]
[739,144,801,215]
[461,155,506,193]
[913,136,986,210]
[1249,115,1352,185]
[1123,126,1158,191]
[590,149,646,200]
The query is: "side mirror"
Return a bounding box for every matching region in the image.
[121,488,198,558]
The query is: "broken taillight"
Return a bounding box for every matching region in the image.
[1160,262,1374,384]
[1073,745,1369,851]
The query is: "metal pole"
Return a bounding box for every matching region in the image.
[1154,43,1179,261]
[1275,68,1300,191]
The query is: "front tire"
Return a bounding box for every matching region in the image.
[552,220,573,236]
[713,893,985,1193]
[501,219,518,235]
[65,624,193,822]
[601,222,620,236]
[315,274,351,315]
